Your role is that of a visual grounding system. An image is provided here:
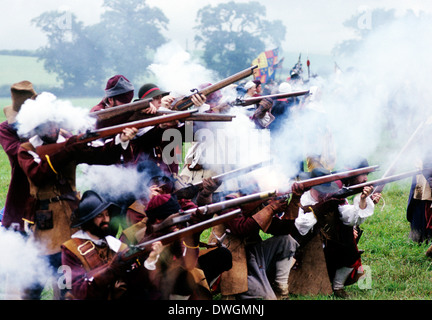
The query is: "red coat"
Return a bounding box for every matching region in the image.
[0,121,35,231]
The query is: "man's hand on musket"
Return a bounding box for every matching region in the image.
[371,192,382,204]
[149,184,164,199]
[146,241,164,265]
[291,182,305,197]
[141,103,158,114]
[120,127,138,142]
[161,95,176,109]
[191,93,206,107]
[359,185,374,209]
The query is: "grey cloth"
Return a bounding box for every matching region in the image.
[105,77,134,97]
[237,235,299,300]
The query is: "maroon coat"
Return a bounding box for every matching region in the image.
[0,121,34,231]
[18,135,133,254]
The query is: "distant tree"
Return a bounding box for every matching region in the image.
[32,0,168,95]
[96,0,169,83]
[32,10,106,94]
[332,8,419,58]
[194,1,286,77]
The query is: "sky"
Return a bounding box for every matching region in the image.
[1,0,430,56]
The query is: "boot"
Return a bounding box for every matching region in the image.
[274,256,295,299]
[332,267,353,299]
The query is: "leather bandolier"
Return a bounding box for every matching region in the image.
[62,237,129,300]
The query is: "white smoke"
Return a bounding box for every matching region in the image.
[76,164,147,202]
[148,40,219,97]
[16,92,96,138]
[270,11,432,185]
[0,228,51,299]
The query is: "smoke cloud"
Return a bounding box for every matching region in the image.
[269,11,432,187]
[0,228,51,299]
[16,92,96,138]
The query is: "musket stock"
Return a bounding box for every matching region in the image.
[172,65,258,111]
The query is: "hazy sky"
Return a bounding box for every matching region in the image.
[1,0,430,56]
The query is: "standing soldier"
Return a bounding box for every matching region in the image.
[0,81,37,233]
[16,94,138,299]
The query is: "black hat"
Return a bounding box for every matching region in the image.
[300,167,340,194]
[71,190,120,228]
[138,83,170,100]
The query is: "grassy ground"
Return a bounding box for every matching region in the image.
[0,94,431,300]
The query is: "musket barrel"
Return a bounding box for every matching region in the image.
[191,159,273,189]
[126,208,242,258]
[332,169,422,199]
[91,98,153,122]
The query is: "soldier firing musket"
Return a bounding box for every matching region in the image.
[35,110,198,158]
[92,102,236,128]
[154,165,380,233]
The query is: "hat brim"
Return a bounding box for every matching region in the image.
[71,201,119,228]
[312,182,340,195]
[3,105,17,124]
[144,89,170,99]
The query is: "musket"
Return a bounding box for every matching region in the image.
[90,98,153,128]
[171,65,258,111]
[125,108,236,124]
[174,159,273,199]
[123,208,242,260]
[330,169,423,199]
[159,165,380,231]
[235,90,310,107]
[152,190,278,233]
[276,165,380,196]
[35,110,197,157]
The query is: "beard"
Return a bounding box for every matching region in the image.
[83,221,111,239]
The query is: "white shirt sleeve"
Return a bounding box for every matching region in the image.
[294,192,318,236]
[338,194,375,226]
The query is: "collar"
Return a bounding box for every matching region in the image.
[29,134,66,148]
[71,230,122,253]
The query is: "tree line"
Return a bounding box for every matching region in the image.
[30,0,285,96]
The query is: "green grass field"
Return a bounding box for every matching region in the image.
[0,55,60,90]
[1,56,431,301]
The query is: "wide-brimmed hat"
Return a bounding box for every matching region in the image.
[71,190,120,228]
[104,75,134,103]
[3,81,37,124]
[138,83,170,100]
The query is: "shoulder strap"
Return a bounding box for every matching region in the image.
[63,238,105,272]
